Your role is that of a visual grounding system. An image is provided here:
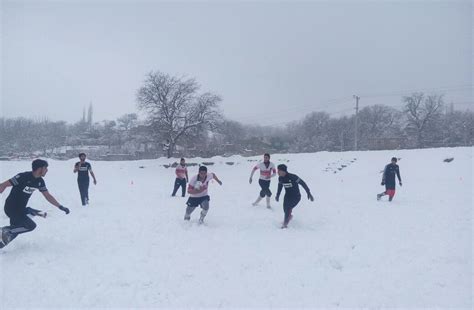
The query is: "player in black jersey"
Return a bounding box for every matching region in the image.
[275,164,314,228]
[0,159,69,248]
[377,157,402,202]
[73,153,97,206]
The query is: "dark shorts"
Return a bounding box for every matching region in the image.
[259,179,272,197]
[4,202,26,219]
[4,203,36,235]
[186,195,210,208]
[283,195,301,210]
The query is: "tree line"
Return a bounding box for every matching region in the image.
[1,71,472,159]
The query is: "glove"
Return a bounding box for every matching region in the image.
[59,205,70,215]
[399,182,402,186]
[381,182,385,186]
[275,196,279,202]
[218,180,223,185]
[249,178,252,184]
[308,193,314,201]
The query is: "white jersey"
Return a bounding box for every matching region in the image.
[253,162,276,181]
[175,165,188,179]
[188,172,215,198]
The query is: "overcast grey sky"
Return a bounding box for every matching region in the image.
[1,0,472,126]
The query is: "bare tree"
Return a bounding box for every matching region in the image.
[99,120,119,148]
[300,112,331,151]
[117,113,138,132]
[403,93,444,148]
[442,109,474,146]
[136,71,221,158]
[216,119,245,143]
[358,105,402,149]
[38,119,67,155]
[327,116,354,152]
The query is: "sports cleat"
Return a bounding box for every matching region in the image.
[198,210,207,224]
[0,227,13,247]
[266,197,271,209]
[252,197,263,206]
[281,215,293,228]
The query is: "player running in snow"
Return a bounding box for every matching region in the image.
[73,153,97,206]
[249,153,276,209]
[0,159,70,249]
[275,164,314,229]
[377,157,402,202]
[184,166,222,224]
[172,158,189,197]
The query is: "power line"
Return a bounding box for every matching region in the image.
[232,97,352,123]
[329,107,355,116]
[229,84,472,125]
[451,101,473,105]
[359,85,472,99]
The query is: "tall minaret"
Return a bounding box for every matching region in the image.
[87,101,93,126]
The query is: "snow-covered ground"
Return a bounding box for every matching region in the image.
[0,147,472,308]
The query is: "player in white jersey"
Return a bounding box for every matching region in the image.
[185,165,222,224]
[172,158,189,197]
[249,153,276,208]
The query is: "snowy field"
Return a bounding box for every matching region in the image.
[0,147,472,309]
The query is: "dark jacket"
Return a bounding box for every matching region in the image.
[382,163,401,190]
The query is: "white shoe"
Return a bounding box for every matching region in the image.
[252,197,263,206]
[266,197,272,208]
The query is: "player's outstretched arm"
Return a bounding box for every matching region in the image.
[0,180,12,194]
[90,170,97,185]
[249,166,257,184]
[213,174,223,185]
[295,176,314,201]
[41,191,70,214]
[275,183,283,201]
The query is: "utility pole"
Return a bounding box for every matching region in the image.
[353,95,360,151]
